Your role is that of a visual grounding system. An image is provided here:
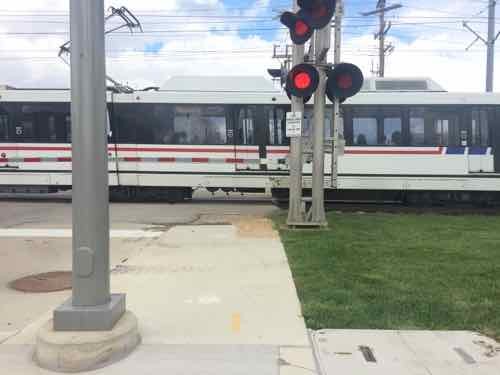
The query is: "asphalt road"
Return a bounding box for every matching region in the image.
[0,191,278,229]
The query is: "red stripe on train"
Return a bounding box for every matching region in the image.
[225,158,244,163]
[266,149,289,154]
[192,157,209,163]
[124,157,141,162]
[158,157,176,162]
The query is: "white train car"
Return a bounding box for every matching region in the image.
[0,77,499,204]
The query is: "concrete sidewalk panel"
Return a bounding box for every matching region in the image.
[310,329,500,375]
[110,224,309,346]
[1,344,279,375]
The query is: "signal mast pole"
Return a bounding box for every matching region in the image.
[309,26,330,225]
[287,0,306,226]
[331,0,343,189]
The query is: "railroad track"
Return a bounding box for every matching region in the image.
[2,192,500,215]
[273,199,500,215]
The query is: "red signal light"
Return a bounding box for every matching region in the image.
[294,72,312,89]
[294,20,309,36]
[280,12,313,45]
[337,74,353,89]
[286,64,319,98]
[299,0,335,29]
[326,63,364,102]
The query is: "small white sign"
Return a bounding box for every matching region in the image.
[286,112,302,138]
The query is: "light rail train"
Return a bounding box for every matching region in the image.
[0,76,499,204]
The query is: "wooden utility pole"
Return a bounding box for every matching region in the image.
[463,0,499,92]
[361,1,402,77]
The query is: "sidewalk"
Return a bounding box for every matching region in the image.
[2,216,500,375]
[0,218,317,374]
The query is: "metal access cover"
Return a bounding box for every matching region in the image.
[10,271,72,293]
[310,329,500,375]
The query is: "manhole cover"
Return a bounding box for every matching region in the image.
[9,271,72,293]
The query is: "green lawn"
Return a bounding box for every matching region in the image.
[276,212,500,339]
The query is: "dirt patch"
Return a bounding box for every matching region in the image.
[9,271,72,293]
[231,216,278,238]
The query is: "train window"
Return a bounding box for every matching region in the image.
[471,109,489,146]
[302,108,333,139]
[431,113,459,146]
[115,103,176,144]
[16,103,69,143]
[268,108,287,145]
[0,115,7,141]
[302,109,313,138]
[65,115,71,143]
[174,105,227,145]
[148,104,174,144]
[434,119,449,145]
[383,118,402,145]
[237,107,255,145]
[353,117,377,145]
[409,109,425,145]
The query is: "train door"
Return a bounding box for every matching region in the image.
[0,103,18,171]
[107,96,121,187]
[493,108,500,172]
[265,106,289,171]
[468,108,493,173]
[233,105,262,171]
[110,100,140,188]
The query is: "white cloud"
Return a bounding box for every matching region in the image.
[0,0,498,92]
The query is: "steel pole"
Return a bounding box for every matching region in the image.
[53,0,125,331]
[486,0,496,92]
[331,0,343,189]
[310,69,327,224]
[310,28,328,225]
[287,0,305,226]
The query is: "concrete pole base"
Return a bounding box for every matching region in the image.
[35,310,141,373]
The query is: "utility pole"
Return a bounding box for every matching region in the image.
[331,0,343,189]
[309,25,330,226]
[361,1,402,77]
[287,0,306,226]
[53,0,125,331]
[487,0,496,92]
[463,0,499,92]
[378,0,386,77]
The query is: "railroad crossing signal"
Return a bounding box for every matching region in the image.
[326,62,364,102]
[298,0,336,29]
[285,63,319,98]
[280,0,336,45]
[284,62,363,103]
[280,11,314,45]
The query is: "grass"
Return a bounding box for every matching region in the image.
[275,212,500,340]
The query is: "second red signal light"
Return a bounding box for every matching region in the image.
[326,63,364,102]
[280,0,336,45]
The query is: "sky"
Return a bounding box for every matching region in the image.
[0,0,498,92]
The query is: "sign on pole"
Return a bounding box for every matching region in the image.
[286,112,303,138]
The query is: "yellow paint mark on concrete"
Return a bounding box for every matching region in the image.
[231,313,241,333]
